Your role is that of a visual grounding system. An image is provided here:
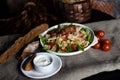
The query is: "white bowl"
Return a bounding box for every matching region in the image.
[39,23,98,56]
[21,52,62,79]
[33,53,53,73]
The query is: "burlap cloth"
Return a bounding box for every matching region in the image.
[0,19,120,80]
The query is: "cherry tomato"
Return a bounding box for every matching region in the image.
[96,30,105,38]
[102,39,111,44]
[71,44,77,51]
[96,35,101,41]
[102,44,111,51]
[48,42,55,49]
[93,42,101,49]
[61,47,67,52]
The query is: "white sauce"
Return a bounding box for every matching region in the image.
[35,55,51,66]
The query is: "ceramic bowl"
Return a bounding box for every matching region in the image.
[40,23,98,56]
[33,53,54,73]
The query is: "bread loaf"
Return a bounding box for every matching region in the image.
[0,23,48,64]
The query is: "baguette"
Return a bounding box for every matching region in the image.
[0,23,48,64]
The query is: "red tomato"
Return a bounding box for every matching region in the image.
[102,39,111,44]
[61,47,67,52]
[96,30,105,38]
[48,42,54,49]
[96,35,101,41]
[71,44,77,51]
[102,44,111,51]
[93,42,101,49]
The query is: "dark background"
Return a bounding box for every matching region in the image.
[1,1,120,80]
[0,9,115,36]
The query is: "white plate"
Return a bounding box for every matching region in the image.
[40,23,98,56]
[20,52,62,79]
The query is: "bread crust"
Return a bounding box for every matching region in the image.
[0,23,48,64]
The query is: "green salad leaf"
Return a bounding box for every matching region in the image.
[78,45,85,51]
[40,36,47,44]
[87,33,93,43]
[66,44,72,52]
[80,27,88,32]
[43,45,50,51]
[80,27,93,43]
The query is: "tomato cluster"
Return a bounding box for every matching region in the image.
[93,30,111,51]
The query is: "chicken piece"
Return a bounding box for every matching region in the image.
[60,25,76,35]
